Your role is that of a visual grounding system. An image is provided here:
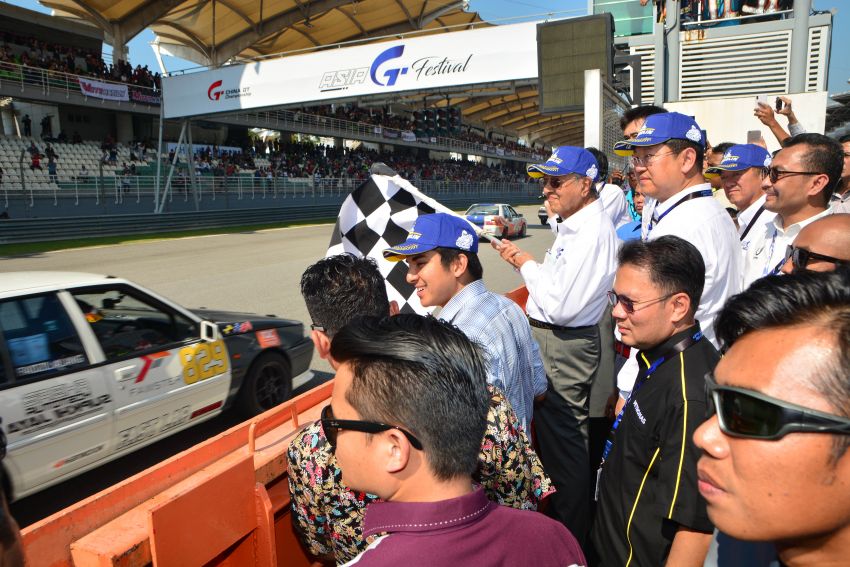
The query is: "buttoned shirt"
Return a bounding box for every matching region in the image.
[344,488,587,567]
[521,199,618,327]
[830,189,850,214]
[597,182,632,228]
[736,195,776,253]
[439,280,546,431]
[742,208,833,288]
[287,386,554,564]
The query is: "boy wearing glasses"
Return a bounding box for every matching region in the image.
[326,315,586,567]
[695,268,850,567]
[704,143,777,252]
[741,133,842,288]
[592,236,718,567]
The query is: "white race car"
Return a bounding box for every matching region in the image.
[464,203,527,239]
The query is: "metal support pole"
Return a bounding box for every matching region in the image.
[186,121,200,211]
[158,120,187,213]
[652,3,665,106]
[665,0,680,102]
[155,104,164,212]
[788,0,812,94]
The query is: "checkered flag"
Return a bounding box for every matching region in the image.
[326,171,444,314]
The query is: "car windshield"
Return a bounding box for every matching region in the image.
[466,205,500,216]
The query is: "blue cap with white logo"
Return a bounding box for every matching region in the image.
[704,144,772,177]
[527,146,601,181]
[613,112,706,156]
[383,213,478,261]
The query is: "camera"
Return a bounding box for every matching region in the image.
[775,97,784,112]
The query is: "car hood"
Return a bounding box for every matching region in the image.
[190,309,302,333]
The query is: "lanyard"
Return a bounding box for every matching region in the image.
[644,189,713,240]
[739,205,766,242]
[599,329,703,466]
[761,227,783,277]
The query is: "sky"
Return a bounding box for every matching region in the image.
[3,0,848,94]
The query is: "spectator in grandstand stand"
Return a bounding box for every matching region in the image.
[383,213,547,432]
[586,147,631,229]
[72,131,82,144]
[108,147,118,165]
[612,111,742,415]
[47,157,57,182]
[56,130,67,143]
[30,151,42,171]
[705,144,777,253]
[288,254,554,565]
[741,133,841,288]
[696,268,850,567]
[754,96,805,146]
[495,146,618,546]
[831,134,850,214]
[44,143,57,161]
[77,164,89,183]
[21,114,31,137]
[40,115,52,139]
[704,142,737,215]
[593,236,717,567]
[326,314,586,567]
[779,214,850,275]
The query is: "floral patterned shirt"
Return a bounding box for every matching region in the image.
[286,385,554,564]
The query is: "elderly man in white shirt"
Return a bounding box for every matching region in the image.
[704,143,777,252]
[611,112,742,405]
[741,133,843,288]
[495,146,617,546]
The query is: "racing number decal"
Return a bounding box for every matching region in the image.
[179,340,228,384]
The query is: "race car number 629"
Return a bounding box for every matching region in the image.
[179,340,228,384]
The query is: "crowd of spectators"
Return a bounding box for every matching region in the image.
[0,31,161,90]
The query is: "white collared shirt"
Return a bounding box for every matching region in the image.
[742,208,833,289]
[597,182,632,229]
[736,195,776,252]
[521,199,618,327]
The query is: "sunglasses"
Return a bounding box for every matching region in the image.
[320,404,424,451]
[541,176,578,189]
[784,245,849,273]
[607,290,674,314]
[705,374,850,440]
[764,166,822,184]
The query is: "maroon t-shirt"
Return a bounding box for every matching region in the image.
[346,488,586,567]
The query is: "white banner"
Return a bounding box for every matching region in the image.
[78,78,129,102]
[401,131,417,142]
[162,22,538,119]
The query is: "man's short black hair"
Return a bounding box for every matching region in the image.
[620,105,667,132]
[617,235,706,317]
[300,254,389,336]
[331,314,490,480]
[782,133,844,203]
[585,147,609,181]
[715,268,850,460]
[664,138,705,171]
[434,247,484,281]
[709,142,735,156]
[838,134,850,144]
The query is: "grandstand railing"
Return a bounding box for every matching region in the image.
[0,61,161,105]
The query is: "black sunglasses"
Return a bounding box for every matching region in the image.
[784,245,849,273]
[320,404,424,451]
[764,166,822,184]
[541,176,577,190]
[607,290,674,314]
[705,373,850,440]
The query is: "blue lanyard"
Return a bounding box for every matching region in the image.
[644,189,713,240]
[600,329,703,464]
[761,227,785,277]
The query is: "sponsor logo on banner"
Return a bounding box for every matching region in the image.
[78,78,129,102]
[207,79,252,102]
[130,90,161,104]
[371,45,408,86]
[401,131,417,142]
[383,129,400,139]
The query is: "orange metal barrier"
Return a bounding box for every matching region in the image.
[21,381,334,567]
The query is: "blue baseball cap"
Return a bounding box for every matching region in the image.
[704,144,772,177]
[383,213,478,261]
[613,112,706,156]
[526,146,601,181]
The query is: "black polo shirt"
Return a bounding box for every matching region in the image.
[592,324,719,566]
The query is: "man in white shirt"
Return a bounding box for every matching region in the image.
[495,146,618,545]
[741,133,843,288]
[612,112,742,402]
[587,147,631,228]
[704,143,777,252]
[829,134,850,214]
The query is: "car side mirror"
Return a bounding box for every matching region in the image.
[200,320,221,342]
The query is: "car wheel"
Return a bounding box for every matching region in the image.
[519,223,527,238]
[501,227,509,239]
[237,351,292,417]
[539,217,548,226]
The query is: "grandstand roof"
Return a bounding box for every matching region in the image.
[36,0,585,147]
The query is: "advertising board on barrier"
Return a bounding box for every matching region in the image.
[78,78,129,102]
[162,22,538,119]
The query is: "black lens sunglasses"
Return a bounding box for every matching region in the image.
[321,404,424,451]
[705,373,850,440]
[784,245,849,273]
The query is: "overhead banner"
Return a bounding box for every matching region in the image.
[162,22,539,119]
[78,78,129,102]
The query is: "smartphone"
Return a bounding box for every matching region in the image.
[775,97,784,112]
[746,130,762,144]
[755,94,769,107]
